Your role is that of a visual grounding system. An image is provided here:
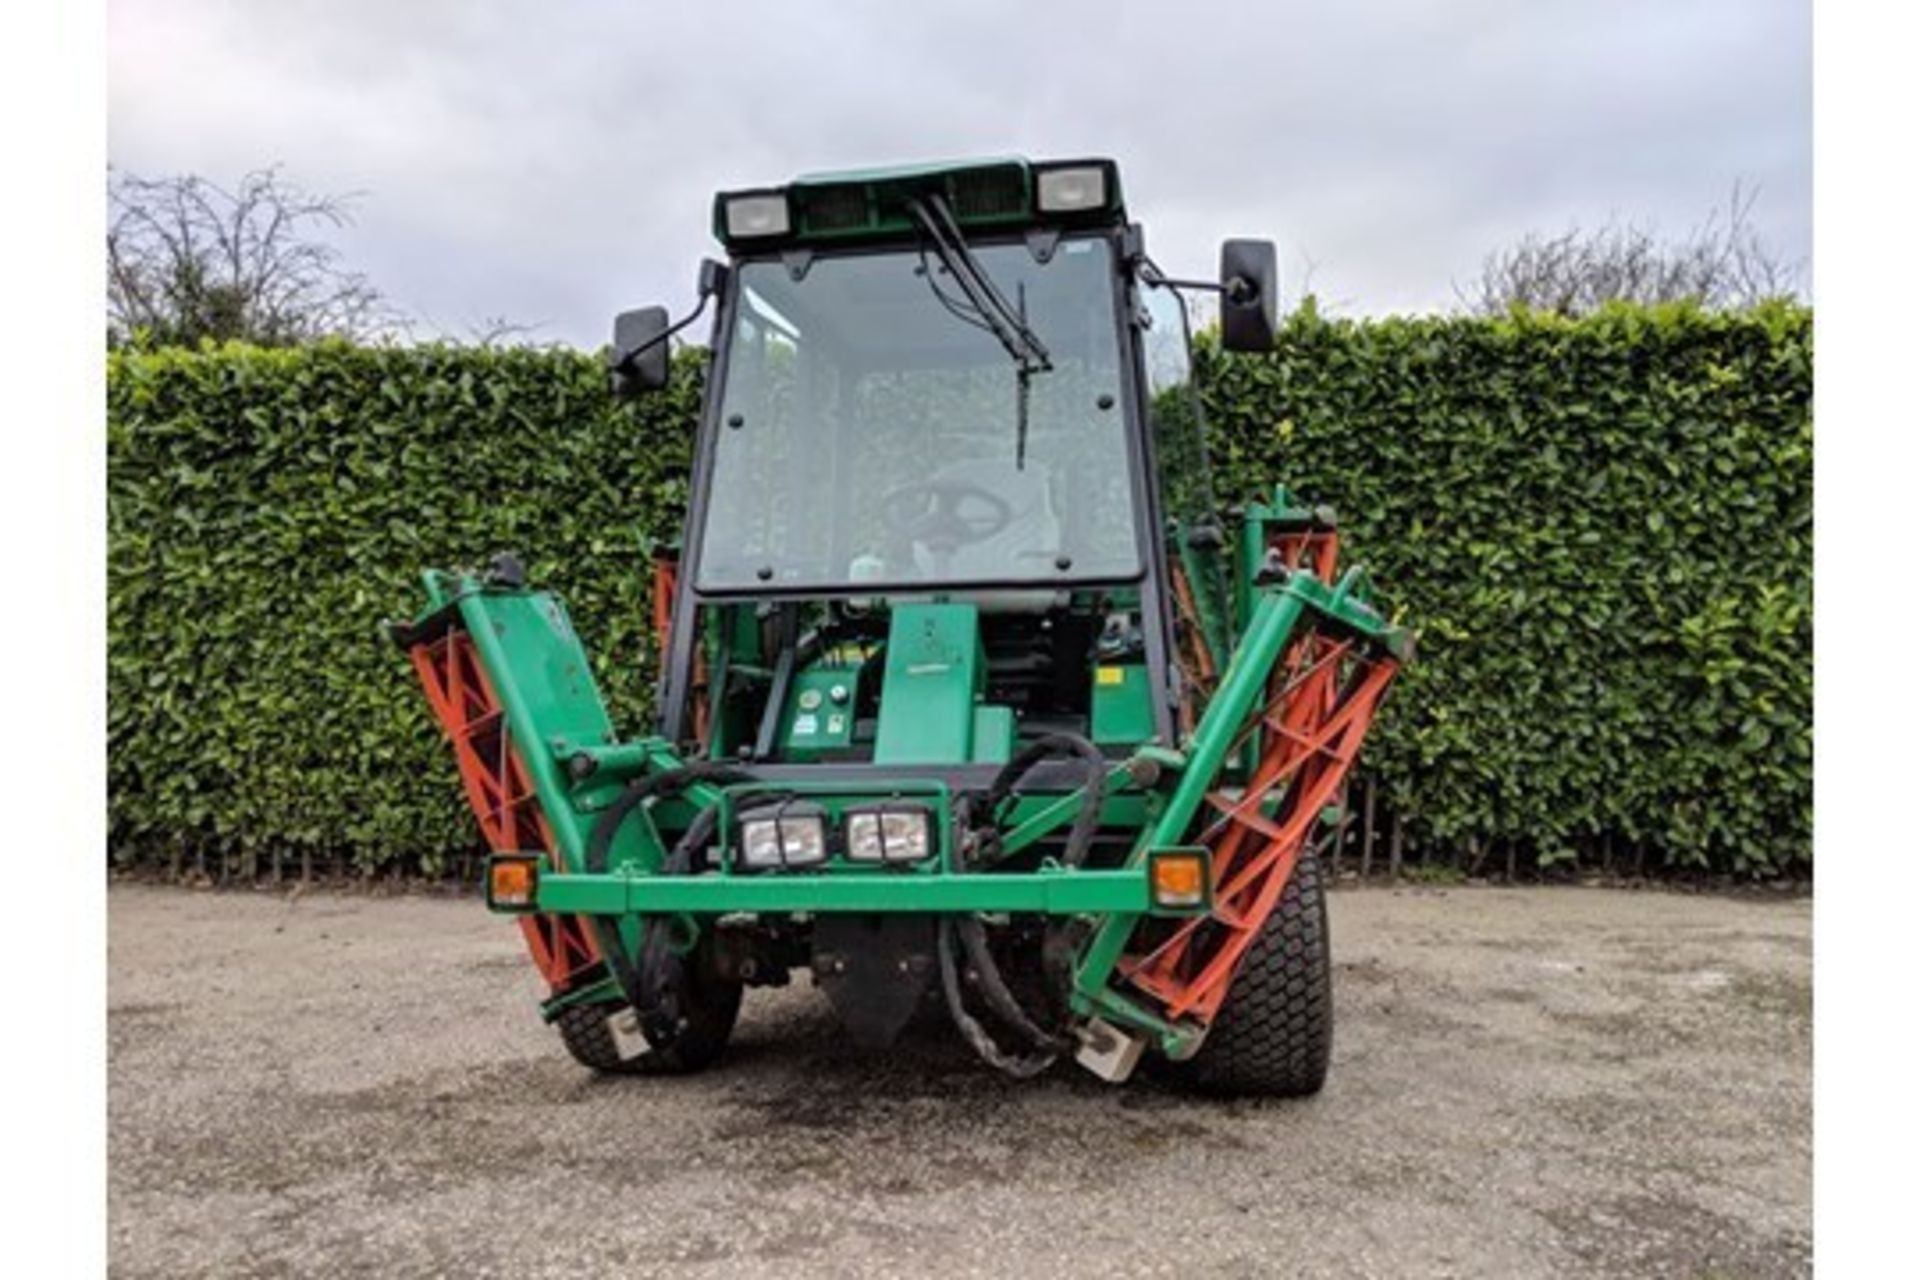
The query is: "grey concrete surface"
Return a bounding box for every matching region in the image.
[108,882,1810,1278]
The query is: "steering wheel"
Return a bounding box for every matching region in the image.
[880,479,1014,551]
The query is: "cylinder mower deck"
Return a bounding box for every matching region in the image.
[397,499,1405,1082]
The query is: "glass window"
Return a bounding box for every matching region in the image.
[1139,277,1215,528]
[695,238,1142,592]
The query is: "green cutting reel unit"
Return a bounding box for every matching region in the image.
[395,157,1410,1093]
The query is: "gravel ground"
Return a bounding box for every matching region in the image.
[108,881,1810,1278]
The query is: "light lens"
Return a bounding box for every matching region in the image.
[738,809,827,868]
[741,818,784,867]
[724,192,791,239]
[1150,850,1210,910]
[487,855,539,912]
[1035,166,1108,214]
[846,807,933,863]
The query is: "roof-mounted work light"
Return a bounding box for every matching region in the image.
[722,190,792,240]
[1034,163,1113,214]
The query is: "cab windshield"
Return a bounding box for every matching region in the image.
[694,237,1141,592]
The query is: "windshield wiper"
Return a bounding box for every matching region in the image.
[906,193,1053,467]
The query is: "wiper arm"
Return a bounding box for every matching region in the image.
[907,194,1052,467]
[906,193,1052,374]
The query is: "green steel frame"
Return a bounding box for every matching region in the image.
[409,543,1407,1057]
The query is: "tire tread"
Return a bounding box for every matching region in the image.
[1174,851,1332,1097]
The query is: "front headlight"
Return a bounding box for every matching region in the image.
[738,804,828,869]
[845,805,933,864]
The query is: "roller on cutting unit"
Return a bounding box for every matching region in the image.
[391,156,1411,1093]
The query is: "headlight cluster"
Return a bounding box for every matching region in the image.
[845,807,933,864]
[735,802,933,870]
[739,803,829,869]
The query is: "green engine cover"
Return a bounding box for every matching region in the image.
[873,602,986,765]
[1091,663,1155,746]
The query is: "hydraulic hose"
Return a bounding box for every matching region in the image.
[983,731,1107,869]
[937,917,1057,1079]
[952,915,1073,1054]
[941,731,1109,1073]
[584,763,751,1047]
[631,787,796,1033]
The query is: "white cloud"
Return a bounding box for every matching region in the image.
[109,0,1810,345]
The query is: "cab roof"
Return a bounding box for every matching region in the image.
[712,156,1125,250]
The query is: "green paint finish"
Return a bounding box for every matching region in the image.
[714,156,1127,249]
[778,666,861,761]
[538,975,624,1022]
[1174,528,1235,666]
[998,785,1154,842]
[969,705,1015,764]
[413,577,714,914]
[792,156,1031,189]
[1090,663,1155,745]
[1071,585,1310,1024]
[1066,564,1411,1039]
[872,603,983,764]
[993,762,1154,862]
[1233,484,1328,639]
[534,864,1180,917]
[1280,564,1414,663]
[440,581,621,874]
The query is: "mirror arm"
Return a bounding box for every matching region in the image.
[613,290,713,375]
[1138,260,1232,297]
[1145,273,1226,296]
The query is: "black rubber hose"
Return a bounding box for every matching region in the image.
[983,731,1107,869]
[633,788,796,1029]
[584,762,752,876]
[583,763,751,1046]
[938,732,1109,1069]
[953,916,1073,1053]
[661,786,792,875]
[937,917,1056,1079]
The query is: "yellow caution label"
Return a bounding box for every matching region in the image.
[1095,666,1126,686]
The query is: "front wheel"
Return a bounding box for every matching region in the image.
[555,943,743,1075]
[1168,851,1332,1097]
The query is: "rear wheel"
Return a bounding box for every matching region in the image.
[1170,851,1332,1097]
[555,945,743,1075]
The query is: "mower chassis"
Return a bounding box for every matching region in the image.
[400,519,1407,1071]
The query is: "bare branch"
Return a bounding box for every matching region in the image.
[465,315,547,348]
[1462,183,1805,316]
[106,166,401,347]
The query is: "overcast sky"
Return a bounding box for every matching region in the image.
[108,0,1810,348]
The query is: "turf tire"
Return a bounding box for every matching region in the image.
[1171,850,1332,1098]
[555,947,742,1075]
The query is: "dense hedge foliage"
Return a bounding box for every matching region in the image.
[107,301,1811,876]
[1199,302,1810,874]
[107,343,702,873]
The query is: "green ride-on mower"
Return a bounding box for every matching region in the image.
[394,156,1409,1094]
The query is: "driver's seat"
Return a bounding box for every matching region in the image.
[910,456,1067,613]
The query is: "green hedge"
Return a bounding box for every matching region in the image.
[1199,301,1810,874]
[107,301,1811,877]
[107,343,702,874]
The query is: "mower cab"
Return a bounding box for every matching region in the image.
[397,157,1408,1092]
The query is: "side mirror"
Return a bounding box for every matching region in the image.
[607,261,729,399]
[1218,239,1278,353]
[610,306,672,398]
